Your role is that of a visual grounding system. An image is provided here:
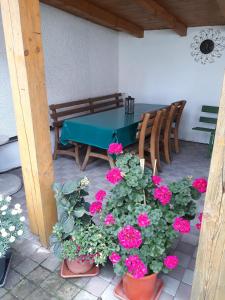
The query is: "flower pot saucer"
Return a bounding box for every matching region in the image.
[0,251,12,288]
[60,260,100,278]
[114,278,164,300]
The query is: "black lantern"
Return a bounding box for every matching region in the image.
[125,96,135,114]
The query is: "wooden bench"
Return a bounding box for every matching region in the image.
[49,93,123,167]
[192,105,218,155]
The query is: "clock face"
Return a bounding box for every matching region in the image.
[200,39,215,54]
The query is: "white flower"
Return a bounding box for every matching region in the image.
[0,228,6,233]
[80,176,89,187]
[17,230,23,236]
[0,205,8,211]
[20,216,25,222]
[6,196,11,202]
[9,236,15,243]
[14,204,21,209]
[11,210,17,215]
[17,208,22,214]
[9,226,15,232]
[1,231,8,237]
[2,212,6,215]
[0,195,3,201]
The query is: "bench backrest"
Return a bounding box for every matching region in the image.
[49,93,123,128]
[199,105,218,125]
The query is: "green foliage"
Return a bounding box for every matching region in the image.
[101,153,202,276]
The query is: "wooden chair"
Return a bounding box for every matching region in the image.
[171,100,187,153]
[161,104,178,164]
[138,109,165,172]
[49,93,123,168]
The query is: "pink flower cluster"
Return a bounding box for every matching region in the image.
[163,255,179,270]
[118,225,142,249]
[154,185,172,206]
[152,175,162,186]
[173,217,190,234]
[109,252,121,264]
[104,213,115,226]
[108,143,123,155]
[89,201,102,215]
[192,178,207,193]
[196,212,203,230]
[137,213,151,227]
[106,167,123,185]
[95,189,106,202]
[125,255,147,279]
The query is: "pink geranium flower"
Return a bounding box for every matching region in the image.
[196,212,203,230]
[89,201,102,215]
[104,214,115,226]
[192,178,207,193]
[137,213,151,227]
[173,217,191,234]
[118,225,142,249]
[152,175,162,186]
[108,143,123,155]
[106,167,123,184]
[109,252,121,264]
[125,255,147,279]
[154,185,172,205]
[95,190,106,202]
[164,256,179,269]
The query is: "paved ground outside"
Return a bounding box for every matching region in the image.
[0,141,210,300]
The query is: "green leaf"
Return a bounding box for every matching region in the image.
[74,207,86,218]
[62,181,78,195]
[63,216,75,233]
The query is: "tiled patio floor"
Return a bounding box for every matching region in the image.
[0,141,210,300]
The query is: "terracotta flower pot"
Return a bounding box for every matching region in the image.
[123,272,158,300]
[66,257,94,274]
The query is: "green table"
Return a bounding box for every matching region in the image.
[60,103,166,149]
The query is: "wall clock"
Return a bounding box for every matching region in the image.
[191,28,225,64]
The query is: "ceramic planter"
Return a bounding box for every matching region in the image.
[122,272,162,300]
[66,257,94,274]
[0,250,12,288]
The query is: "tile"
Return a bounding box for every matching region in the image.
[181,234,199,246]
[68,277,90,288]
[14,240,40,257]
[161,275,180,297]
[174,251,191,268]
[74,290,97,300]
[0,288,7,298]
[30,247,51,264]
[40,273,65,293]
[159,292,174,300]
[169,266,185,281]
[101,284,118,300]
[4,269,23,290]
[2,293,17,300]
[175,283,192,300]
[111,275,121,286]
[10,252,26,268]
[27,288,54,300]
[15,258,38,276]
[188,258,196,271]
[176,242,195,256]
[85,276,109,297]
[41,254,60,272]
[99,263,114,282]
[193,248,198,258]
[182,269,194,286]
[10,278,36,299]
[27,265,51,285]
[54,282,80,299]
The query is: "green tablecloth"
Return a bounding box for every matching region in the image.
[60,103,166,149]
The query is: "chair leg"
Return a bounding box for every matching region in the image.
[81,145,91,171]
[53,144,58,160]
[74,144,81,168]
[174,128,179,153]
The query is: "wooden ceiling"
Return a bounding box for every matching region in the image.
[41,0,225,37]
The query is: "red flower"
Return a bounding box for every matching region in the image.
[104,214,115,226]
[152,175,162,186]
[118,225,142,249]
[164,256,179,269]
[106,167,123,185]
[108,143,123,155]
[95,190,106,202]
[137,213,151,227]
[192,178,207,193]
[196,212,203,230]
[109,252,121,264]
[125,255,147,279]
[173,217,190,234]
[154,185,172,205]
[89,201,102,215]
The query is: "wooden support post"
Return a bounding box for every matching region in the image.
[191,73,225,299]
[1,0,57,246]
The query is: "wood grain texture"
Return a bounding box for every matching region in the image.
[217,0,225,18]
[134,0,187,36]
[191,73,225,299]
[1,0,57,246]
[41,0,144,38]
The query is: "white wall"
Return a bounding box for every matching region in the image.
[0,4,119,171]
[119,26,225,143]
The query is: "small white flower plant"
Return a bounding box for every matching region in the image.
[0,195,25,258]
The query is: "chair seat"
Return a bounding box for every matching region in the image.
[192,127,215,133]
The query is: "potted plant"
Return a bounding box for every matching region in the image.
[50,177,115,275]
[93,144,207,300]
[0,195,25,287]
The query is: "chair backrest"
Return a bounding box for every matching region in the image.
[49,93,123,128]
[162,104,178,139]
[172,100,186,128]
[199,105,218,125]
[138,109,165,159]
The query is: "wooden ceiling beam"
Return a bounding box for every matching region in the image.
[217,0,225,18]
[134,0,187,36]
[41,0,144,38]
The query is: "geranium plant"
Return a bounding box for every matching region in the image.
[0,195,25,258]
[95,145,207,279]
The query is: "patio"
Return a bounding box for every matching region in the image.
[0,141,209,300]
